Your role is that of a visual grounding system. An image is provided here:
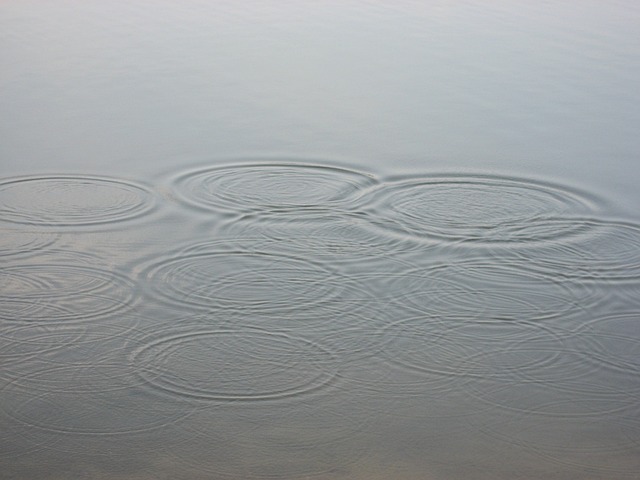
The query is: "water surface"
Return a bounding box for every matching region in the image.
[1,1,640,479]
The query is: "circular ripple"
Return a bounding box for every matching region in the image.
[336,353,492,422]
[381,316,571,381]
[0,323,87,368]
[131,328,338,402]
[572,313,640,384]
[363,174,600,243]
[384,259,602,322]
[0,175,155,226]
[2,360,150,394]
[140,243,346,314]
[504,219,640,282]
[0,318,149,387]
[462,320,640,413]
[0,228,58,258]
[218,210,424,265]
[0,413,58,460]
[171,162,377,213]
[220,300,391,362]
[0,387,192,436]
[468,380,639,418]
[0,263,138,324]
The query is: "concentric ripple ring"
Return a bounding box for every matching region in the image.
[362,174,601,243]
[502,219,640,282]
[140,247,344,314]
[0,263,138,324]
[171,162,377,213]
[0,228,59,259]
[383,259,601,322]
[131,328,338,401]
[0,175,156,226]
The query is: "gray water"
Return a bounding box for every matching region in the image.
[1,1,640,479]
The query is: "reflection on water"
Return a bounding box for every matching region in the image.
[1,160,639,479]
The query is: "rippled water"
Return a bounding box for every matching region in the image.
[2,1,640,479]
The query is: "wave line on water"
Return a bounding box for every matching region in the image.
[129,327,339,402]
[360,173,603,244]
[170,161,378,214]
[0,175,157,227]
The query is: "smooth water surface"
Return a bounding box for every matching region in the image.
[2,2,640,479]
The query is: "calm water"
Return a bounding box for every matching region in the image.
[2,1,640,479]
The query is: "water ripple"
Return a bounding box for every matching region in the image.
[0,228,59,259]
[130,327,338,402]
[500,219,640,282]
[217,210,428,266]
[362,174,601,243]
[0,387,192,436]
[219,299,391,362]
[572,312,640,385]
[0,175,156,226]
[380,315,573,381]
[0,323,86,368]
[469,380,638,418]
[0,261,139,324]
[171,162,377,214]
[380,258,602,322]
[139,240,353,315]
[0,316,150,388]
